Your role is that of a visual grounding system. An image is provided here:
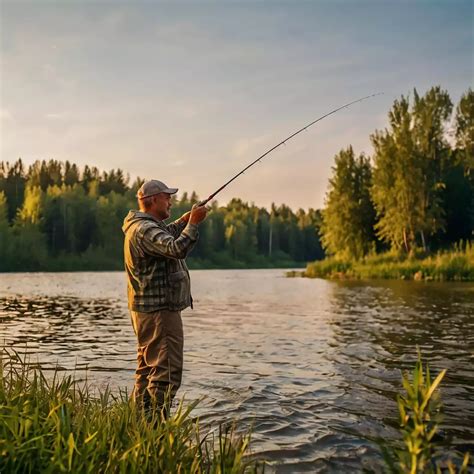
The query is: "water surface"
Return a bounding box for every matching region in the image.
[0,270,472,472]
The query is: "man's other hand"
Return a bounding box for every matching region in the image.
[189,204,208,225]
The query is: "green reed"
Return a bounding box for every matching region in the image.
[0,349,260,473]
[382,352,470,474]
[295,241,474,281]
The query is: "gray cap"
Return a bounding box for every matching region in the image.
[137,179,178,199]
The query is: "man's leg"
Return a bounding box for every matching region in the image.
[130,309,184,416]
[130,311,152,410]
[147,310,184,414]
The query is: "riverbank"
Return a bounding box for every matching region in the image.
[1,350,469,473]
[288,245,474,281]
[0,350,257,473]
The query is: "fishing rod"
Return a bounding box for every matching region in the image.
[197,92,383,207]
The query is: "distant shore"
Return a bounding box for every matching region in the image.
[287,246,474,282]
[0,258,306,273]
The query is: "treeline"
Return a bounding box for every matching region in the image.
[0,160,323,271]
[321,86,473,260]
[2,85,470,272]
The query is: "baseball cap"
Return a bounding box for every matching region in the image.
[136,180,178,199]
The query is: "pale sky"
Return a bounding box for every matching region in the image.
[1,0,472,210]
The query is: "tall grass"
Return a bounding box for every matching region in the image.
[2,349,471,473]
[0,350,260,473]
[381,352,470,474]
[294,242,474,281]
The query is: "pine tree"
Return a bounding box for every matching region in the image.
[0,159,27,221]
[0,192,11,270]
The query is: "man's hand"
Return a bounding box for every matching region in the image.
[189,204,209,225]
[179,211,191,224]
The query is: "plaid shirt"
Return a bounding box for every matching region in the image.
[122,210,199,312]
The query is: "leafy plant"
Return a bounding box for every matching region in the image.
[382,352,470,474]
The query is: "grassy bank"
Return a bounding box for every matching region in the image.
[0,350,259,473]
[1,350,470,472]
[289,244,474,281]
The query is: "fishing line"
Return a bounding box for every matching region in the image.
[198,92,383,206]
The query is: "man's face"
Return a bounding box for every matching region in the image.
[152,192,172,220]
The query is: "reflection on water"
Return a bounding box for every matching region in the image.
[0,270,472,473]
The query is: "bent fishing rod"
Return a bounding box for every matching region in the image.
[197,92,383,207]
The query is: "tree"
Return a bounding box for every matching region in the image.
[18,185,44,224]
[0,192,11,270]
[64,161,80,186]
[449,89,474,239]
[321,146,375,260]
[99,169,128,195]
[412,87,453,249]
[371,88,453,252]
[43,184,98,255]
[95,191,133,258]
[455,88,474,171]
[27,160,63,190]
[81,165,101,194]
[0,159,27,221]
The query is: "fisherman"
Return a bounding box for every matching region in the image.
[122,179,208,417]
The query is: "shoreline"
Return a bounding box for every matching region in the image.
[288,247,474,282]
[0,263,306,274]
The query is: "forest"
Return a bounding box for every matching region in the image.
[0,86,472,273]
[0,160,323,271]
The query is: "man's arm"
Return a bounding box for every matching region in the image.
[139,205,207,259]
[166,212,191,239]
[139,221,199,260]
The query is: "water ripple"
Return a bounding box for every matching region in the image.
[0,271,472,473]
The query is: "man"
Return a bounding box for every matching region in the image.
[122,179,208,416]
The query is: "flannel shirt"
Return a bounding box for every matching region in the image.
[122,210,198,312]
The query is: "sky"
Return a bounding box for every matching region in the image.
[1,0,472,210]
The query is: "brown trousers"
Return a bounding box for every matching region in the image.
[130,309,184,410]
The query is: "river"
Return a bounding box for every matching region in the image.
[0,270,472,472]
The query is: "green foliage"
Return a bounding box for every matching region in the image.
[453,88,474,234]
[455,88,474,171]
[17,185,44,224]
[0,159,323,271]
[306,86,472,280]
[300,242,474,281]
[1,86,472,272]
[0,192,11,270]
[381,353,470,474]
[371,87,455,252]
[321,146,376,260]
[0,159,27,221]
[0,349,261,473]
